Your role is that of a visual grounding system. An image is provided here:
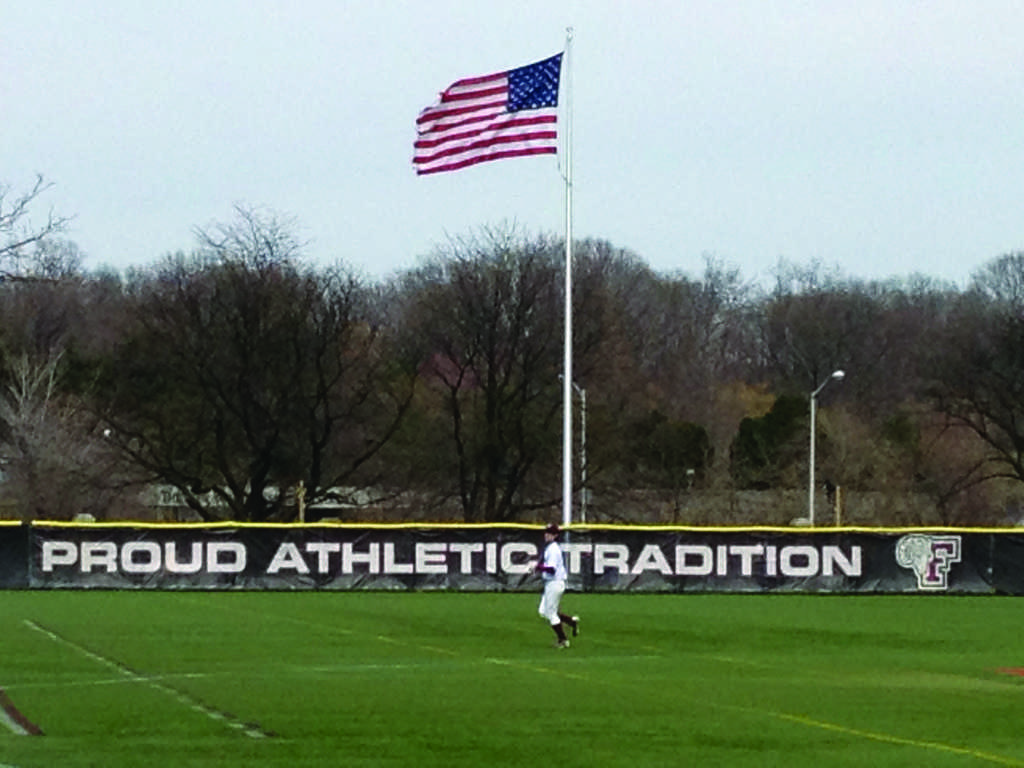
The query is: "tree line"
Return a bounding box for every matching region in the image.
[3,184,1024,526]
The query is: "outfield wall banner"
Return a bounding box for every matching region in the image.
[990,533,1024,594]
[0,522,28,589]
[13,524,1024,593]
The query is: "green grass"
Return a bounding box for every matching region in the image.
[3,592,1024,767]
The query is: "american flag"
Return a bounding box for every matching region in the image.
[413,53,563,175]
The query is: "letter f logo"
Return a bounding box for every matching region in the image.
[895,534,961,591]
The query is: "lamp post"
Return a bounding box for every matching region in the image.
[809,369,845,526]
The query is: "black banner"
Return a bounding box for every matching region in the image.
[0,522,28,589]
[12,524,1012,594]
[989,533,1024,594]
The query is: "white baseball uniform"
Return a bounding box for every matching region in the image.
[537,538,567,625]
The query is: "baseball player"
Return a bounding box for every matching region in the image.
[535,523,579,648]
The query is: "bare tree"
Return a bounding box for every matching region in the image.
[396,228,564,521]
[926,292,1024,493]
[0,352,134,520]
[970,251,1024,308]
[96,206,411,522]
[0,175,73,279]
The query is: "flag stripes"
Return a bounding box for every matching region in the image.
[413,53,562,175]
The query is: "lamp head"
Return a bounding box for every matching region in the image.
[832,369,845,381]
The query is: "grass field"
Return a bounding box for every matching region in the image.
[3,591,1024,767]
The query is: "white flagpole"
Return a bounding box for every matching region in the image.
[561,27,574,531]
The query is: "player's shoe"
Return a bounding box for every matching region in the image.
[571,616,580,637]
[556,639,570,649]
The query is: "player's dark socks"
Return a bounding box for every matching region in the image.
[553,622,567,642]
[558,613,578,635]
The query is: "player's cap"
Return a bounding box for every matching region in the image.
[544,523,560,535]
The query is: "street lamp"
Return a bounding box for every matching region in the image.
[809,369,845,526]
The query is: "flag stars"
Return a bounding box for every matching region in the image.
[507,54,562,113]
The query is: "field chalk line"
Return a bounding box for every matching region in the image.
[493,646,1024,764]
[690,655,1024,765]
[2,671,214,693]
[535,636,1024,766]
[768,708,1024,767]
[23,619,272,740]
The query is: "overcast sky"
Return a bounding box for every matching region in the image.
[5,1,1024,286]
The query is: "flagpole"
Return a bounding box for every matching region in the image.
[561,27,574,531]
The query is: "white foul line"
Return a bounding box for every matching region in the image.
[23,620,271,740]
